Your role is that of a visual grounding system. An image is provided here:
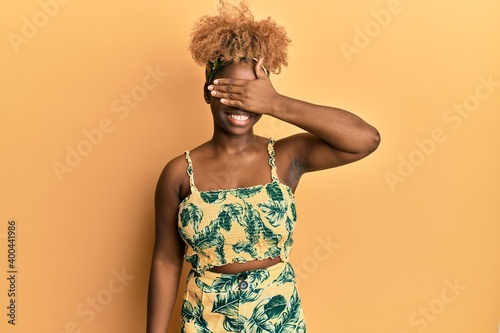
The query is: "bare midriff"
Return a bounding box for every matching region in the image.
[208,257,282,274]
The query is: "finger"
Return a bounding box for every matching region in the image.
[220,98,243,108]
[210,89,240,100]
[217,83,243,94]
[212,78,246,86]
[208,82,244,94]
[255,58,266,79]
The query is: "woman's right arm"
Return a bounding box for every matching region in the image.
[147,159,185,333]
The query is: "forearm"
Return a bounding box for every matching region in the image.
[146,259,183,333]
[208,63,380,153]
[270,94,380,154]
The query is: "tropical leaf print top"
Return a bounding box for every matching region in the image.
[178,138,297,274]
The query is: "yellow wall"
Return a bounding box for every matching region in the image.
[1,0,499,332]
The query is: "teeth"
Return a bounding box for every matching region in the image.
[228,114,250,121]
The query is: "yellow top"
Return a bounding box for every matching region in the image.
[177,138,297,274]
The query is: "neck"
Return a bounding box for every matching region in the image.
[210,129,259,155]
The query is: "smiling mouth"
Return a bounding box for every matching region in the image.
[227,114,251,121]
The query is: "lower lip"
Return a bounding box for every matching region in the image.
[225,113,252,126]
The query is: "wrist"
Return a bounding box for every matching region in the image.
[269,93,287,118]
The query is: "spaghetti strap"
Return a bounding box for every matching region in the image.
[267,138,280,183]
[184,151,198,193]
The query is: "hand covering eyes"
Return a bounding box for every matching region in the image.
[205,57,269,83]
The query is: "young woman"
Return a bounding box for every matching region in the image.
[147,2,380,332]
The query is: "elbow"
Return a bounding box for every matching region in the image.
[370,128,381,152]
[361,126,381,155]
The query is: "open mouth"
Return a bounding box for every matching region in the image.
[225,112,253,126]
[228,114,250,121]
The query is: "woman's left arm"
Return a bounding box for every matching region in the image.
[209,58,381,172]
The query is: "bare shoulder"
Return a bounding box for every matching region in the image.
[156,153,190,204]
[158,154,188,186]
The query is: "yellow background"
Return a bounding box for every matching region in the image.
[1,0,499,332]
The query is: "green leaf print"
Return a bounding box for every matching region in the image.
[283,234,293,254]
[273,305,300,333]
[193,221,223,250]
[284,216,295,253]
[214,242,227,265]
[232,256,247,263]
[235,201,285,257]
[194,277,215,293]
[261,222,282,245]
[217,210,232,232]
[194,318,212,333]
[258,200,287,227]
[233,241,258,257]
[290,201,297,221]
[285,216,295,233]
[216,203,243,232]
[181,294,213,333]
[246,269,270,286]
[179,227,195,248]
[230,186,262,199]
[296,319,306,333]
[185,254,200,270]
[274,288,303,333]
[211,291,240,317]
[223,315,246,332]
[240,287,264,303]
[200,190,227,204]
[181,299,195,322]
[272,264,296,286]
[245,295,287,333]
[241,202,264,244]
[264,246,281,259]
[263,295,287,320]
[210,274,237,292]
[192,294,204,318]
[284,239,293,253]
[265,182,284,202]
[180,203,204,231]
[193,294,212,333]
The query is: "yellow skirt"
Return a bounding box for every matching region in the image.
[181,262,307,333]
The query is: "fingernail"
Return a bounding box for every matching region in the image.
[211,91,217,96]
[213,79,219,84]
[207,85,214,90]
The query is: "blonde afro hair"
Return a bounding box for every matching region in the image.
[188,1,291,77]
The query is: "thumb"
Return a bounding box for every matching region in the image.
[254,58,267,79]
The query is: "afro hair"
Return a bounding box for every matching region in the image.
[188,0,291,76]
